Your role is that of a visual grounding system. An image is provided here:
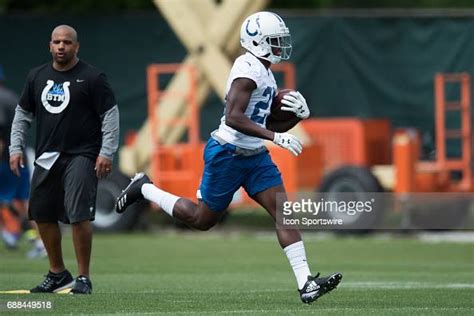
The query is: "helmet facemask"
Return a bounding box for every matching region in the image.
[263,33,292,64]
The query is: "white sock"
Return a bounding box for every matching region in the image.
[284,241,312,290]
[141,183,180,216]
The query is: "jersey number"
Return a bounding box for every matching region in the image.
[250,87,274,124]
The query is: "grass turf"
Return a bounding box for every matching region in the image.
[0,232,473,315]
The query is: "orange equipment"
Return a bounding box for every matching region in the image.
[301,72,473,195]
[301,118,392,173]
[147,64,204,200]
[394,73,473,193]
[432,73,471,192]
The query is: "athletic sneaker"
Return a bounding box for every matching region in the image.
[299,272,342,304]
[30,270,74,293]
[115,173,151,213]
[70,275,92,294]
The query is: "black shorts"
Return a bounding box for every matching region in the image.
[29,154,97,224]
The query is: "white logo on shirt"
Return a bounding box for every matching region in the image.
[41,80,71,114]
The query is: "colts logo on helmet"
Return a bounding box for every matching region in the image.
[245,17,260,36]
[41,80,71,114]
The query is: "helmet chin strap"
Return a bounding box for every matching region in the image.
[261,51,282,64]
[268,55,281,64]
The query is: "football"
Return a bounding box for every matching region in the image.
[269,89,296,121]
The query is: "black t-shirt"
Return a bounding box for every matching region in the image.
[19,60,116,160]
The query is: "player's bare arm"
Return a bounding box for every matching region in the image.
[225,77,275,141]
[225,79,303,157]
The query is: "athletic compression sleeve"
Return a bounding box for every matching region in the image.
[9,105,33,156]
[99,104,120,160]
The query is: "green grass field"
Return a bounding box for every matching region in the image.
[0,231,473,315]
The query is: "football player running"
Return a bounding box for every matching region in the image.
[116,11,341,303]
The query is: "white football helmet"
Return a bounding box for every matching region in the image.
[240,11,292,64]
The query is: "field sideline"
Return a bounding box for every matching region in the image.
[0,232,473,315]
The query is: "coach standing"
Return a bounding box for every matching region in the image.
[9,24,119,294]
